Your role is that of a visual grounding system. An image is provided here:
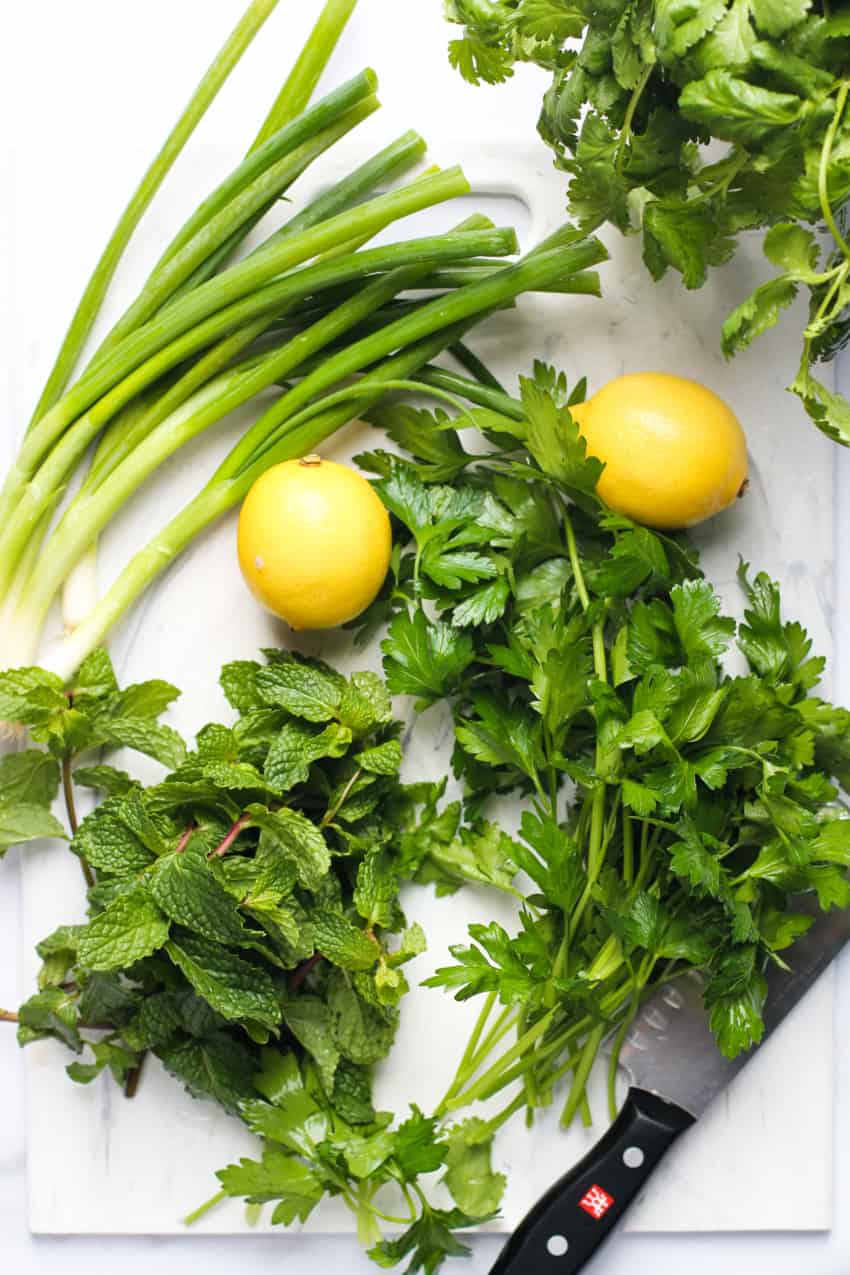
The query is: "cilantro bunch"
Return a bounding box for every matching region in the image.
[1,646,513,1270]
[444,1,850,444]
[357,357,850,1132]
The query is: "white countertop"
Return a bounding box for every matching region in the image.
[3,2,850,1271]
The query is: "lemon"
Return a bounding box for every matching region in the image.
[237,455,391,629]
[571,372,748,529]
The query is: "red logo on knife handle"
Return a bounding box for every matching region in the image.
[578,1184,615,1219]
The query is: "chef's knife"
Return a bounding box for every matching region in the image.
[489,896,850,1274]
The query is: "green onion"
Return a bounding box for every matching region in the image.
[27,0,283,429]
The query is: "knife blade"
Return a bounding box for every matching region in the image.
[488,895,850,1275]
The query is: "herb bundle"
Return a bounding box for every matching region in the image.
[3,645,508,1269]
[443,0,850,444]
[355,359,850,1129]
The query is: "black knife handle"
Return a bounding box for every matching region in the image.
[489,1088,695,1275]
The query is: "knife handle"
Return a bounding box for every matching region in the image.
[489,1087,695,1275]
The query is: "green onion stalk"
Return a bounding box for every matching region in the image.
[26,0,285,430]
[40,241,598,683]
[55,0,361,622]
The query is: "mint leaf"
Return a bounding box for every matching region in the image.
[78,890,170,971]
[220,660,263,712]
[166,933,281,1032]
[280,998,340,1093]
[249,806,330,893]
[264,721,351,790]
[156,1030,256,1111]
[150,845,249,946]
[356,738,402,776]
[101,717,186,768]
[17,987,82,1052]
[327,968,397,1065]
[0,749,60,805]
[338,671,394,736]
[0,800,66,855]
[0,666,66,725]
[353,852,399,929]
[311,910,380,971]
[256,660,343,722]
[72,764,137,796]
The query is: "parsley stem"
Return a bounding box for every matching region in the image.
[0,1009,19,1023]
[819,81,850,262]
[183,1189,228,1227]
[616,64,653,173]
[621,810,634,887]
[444,1008,556,1109]
[560,1024,604,1129]
[438,991,496,1109]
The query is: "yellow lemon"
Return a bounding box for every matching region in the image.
[237,455,391,629]
[571,372,748,529]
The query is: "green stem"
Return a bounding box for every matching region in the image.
[183,1189,228,1227]
[443,1009,557,1110]
[622,809,635,887]
[615,64,652,172]
[27,0,282,428]
[232,242,591,479]
[13,166,471,487]
[560,1024,604,1129]
[819,80,850,261]
[96,94,380,354]
[436,991,496,1114]
[250,0,358,149]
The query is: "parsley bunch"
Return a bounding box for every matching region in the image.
[357,357,850,1131]
[444,1,850,444]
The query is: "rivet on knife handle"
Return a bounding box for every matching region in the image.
[488,1088,695,1275]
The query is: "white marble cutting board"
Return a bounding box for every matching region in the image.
[4,0,838,1241]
